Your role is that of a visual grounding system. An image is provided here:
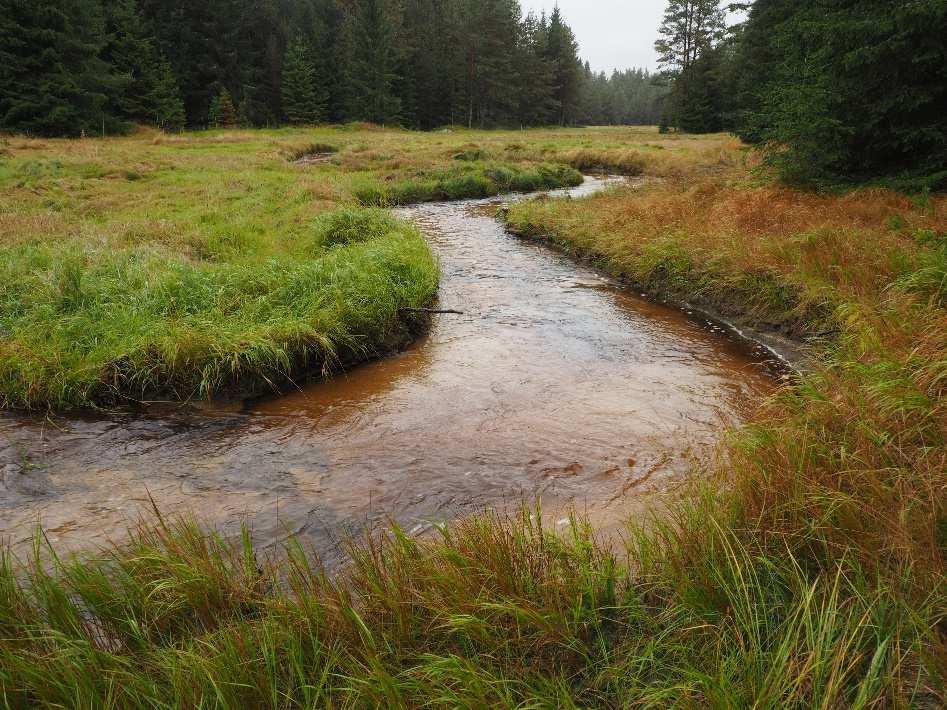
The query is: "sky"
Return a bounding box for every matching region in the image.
[520,0,669,74]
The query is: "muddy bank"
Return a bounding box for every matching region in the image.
[0,178,778,564]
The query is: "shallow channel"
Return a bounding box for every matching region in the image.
[0,178,777,562]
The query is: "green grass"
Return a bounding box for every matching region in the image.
[0,506,939,708]
[3,127,943,705]
[351,162,583,206]
[0,125,639,411]
[0,208,438,410]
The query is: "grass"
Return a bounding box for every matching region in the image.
[2,126,944,705]
[352,162,582,206]
[0,207,437,410]
[0,124,621,411]
[0,506,940,708]
[499,140,947,702]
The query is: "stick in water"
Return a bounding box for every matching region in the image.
[400,307,465,315]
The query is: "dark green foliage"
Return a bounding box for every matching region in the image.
[655,0,727,76]
[344,0,402,125]
[543,8,582,126]
[281,36,325,124]
[149,57,186,131]
[736,0,947,188]
[0,0,125,136]
[578,66,669,126]
[671,46,724,133]
[0,0,669,134]
[208,88,237,128]
[653,0,728,134]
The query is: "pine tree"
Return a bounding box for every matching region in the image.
[346,0,402,125]
[281,36,324,124]
[0,0,125,136]
[545,7,582,125]
[654,0,726,132]
[514,12,557,126]
[150,56,186,131]
[208,88,237,127]
[654,0,726,76]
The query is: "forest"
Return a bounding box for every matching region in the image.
[0,0,667,133]
[658,0,947,187]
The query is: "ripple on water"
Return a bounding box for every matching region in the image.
[0,177,777,563]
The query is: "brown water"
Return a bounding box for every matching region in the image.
[0,178,777,562]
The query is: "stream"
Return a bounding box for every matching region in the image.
[0,177,777,562]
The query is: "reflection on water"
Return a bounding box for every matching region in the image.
[0,178,776,563]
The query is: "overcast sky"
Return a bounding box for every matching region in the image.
[519,0,669,73]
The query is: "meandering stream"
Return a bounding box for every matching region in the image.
[0,178,777,562]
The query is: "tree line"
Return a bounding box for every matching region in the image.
[0,0,668,136]
[657,0,947,187]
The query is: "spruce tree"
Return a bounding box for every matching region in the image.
[545,7,582,125]
[655,0,726,76]
[101,0,155,124]
[736,0,947,187]
[0,0,124,136]
[673,47,723,133]
[208,88,237,127]
[515,12,557,126]
[281,36,324,124]
[150,56,186,131]
[346,0,402,125]
[654,0,726,132]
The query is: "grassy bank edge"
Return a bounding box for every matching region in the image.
[502,202,813,370]
[502,200,830,352]
[0,211,440,413]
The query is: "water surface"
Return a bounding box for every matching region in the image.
[0,178,776,561]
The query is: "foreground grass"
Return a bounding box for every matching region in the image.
[0,508,941,708]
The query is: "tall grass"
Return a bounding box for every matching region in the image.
[0,505,940,708]
[0,208,438,410]
[501,173,947,704]
[3,127,944,704]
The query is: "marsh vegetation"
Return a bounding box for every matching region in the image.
[1,125,943,706]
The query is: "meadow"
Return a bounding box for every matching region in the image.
[1,126,944,706]
[0,124,600,410]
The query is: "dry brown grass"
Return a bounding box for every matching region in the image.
[509,179,945,328]
[506,146,947,591]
